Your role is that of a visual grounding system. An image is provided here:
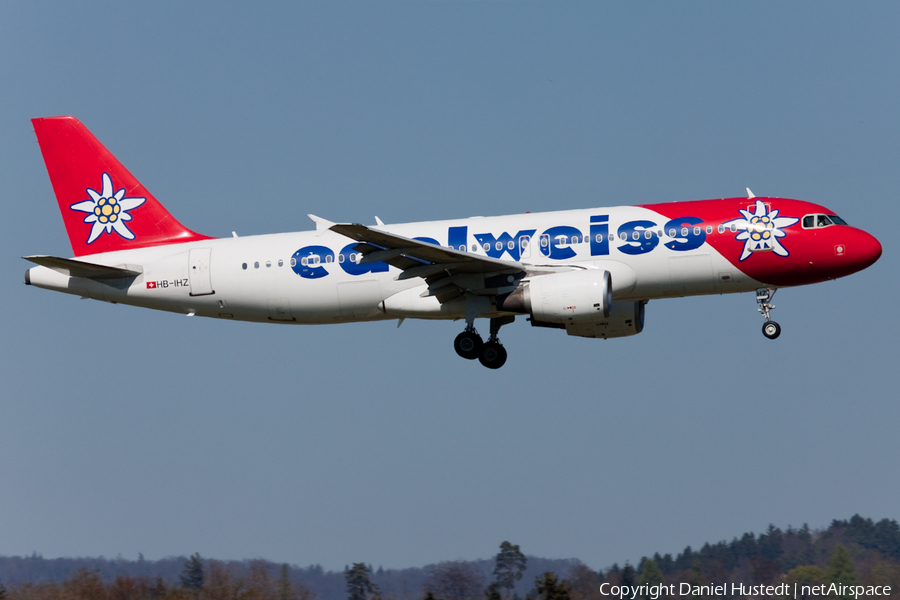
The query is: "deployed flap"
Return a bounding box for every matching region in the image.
[23,255,142,279]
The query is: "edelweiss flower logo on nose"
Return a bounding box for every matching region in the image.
[723,200,799,261]
[70,173,146,244]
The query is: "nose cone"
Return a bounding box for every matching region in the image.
[854,229,882,271]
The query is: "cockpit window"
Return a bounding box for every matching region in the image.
[803,213,846,229]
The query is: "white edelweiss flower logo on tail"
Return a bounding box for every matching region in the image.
[70,173,146,244]
[722,200,799,261]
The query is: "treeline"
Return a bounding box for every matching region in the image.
[0,515,898,600]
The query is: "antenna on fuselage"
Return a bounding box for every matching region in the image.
[746,188,756,199]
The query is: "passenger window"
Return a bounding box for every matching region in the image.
[507,240,515,250]
[620,232,628,241]
[730,224,737,233]
[242,263,247,270]
[338,254,345,263]
[706,226,713,234]
[325,255,333,263]
[484,243,491,251]
[459,245,466,251]
[471,244,479,252]
[300,257,308,266]
[632,231,639,240]
[681,227,688,237]
[693,226,701,236]
[668,228,676,237]
[278,259,283,267]
[290,258,297,267]
[718,225,725,234]
[266,260,272,268]
[644,230,652,239]
[608,233,615,242]
[540,238,548,247]
[495,241,503,251]
[254,261,259,269]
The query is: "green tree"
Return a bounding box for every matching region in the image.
[280,563,294,600]
[826,544,859,599]
[637,559,664,599]
[687,560,706,600]
[869,563,900,592]
[486,583,503,600]
[180,553,205,595]
[62,569,107,600]
[346,562,380,600]
[151,575,168,599]
[494,542,528,598]
[535,572,571,600]
[427,561,485,600]
[620,564,636,588]
[783,566,827,600]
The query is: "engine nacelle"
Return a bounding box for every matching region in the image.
[517,269,612,324]
[564,300,645,339]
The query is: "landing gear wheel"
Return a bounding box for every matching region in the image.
[454,331,483,360]
[762,321,781,340]
[478,341,508,369]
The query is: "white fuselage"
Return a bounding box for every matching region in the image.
[27,205,762,324]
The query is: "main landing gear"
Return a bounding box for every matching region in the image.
[756,288,781,340]
[454,316,514,369]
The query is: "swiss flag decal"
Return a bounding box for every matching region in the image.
[146,281,157,289]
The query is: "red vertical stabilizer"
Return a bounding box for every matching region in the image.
[32,116,211,257]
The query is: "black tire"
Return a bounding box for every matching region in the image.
[762,321,781,340]
[454,331,483,359]
[478,341,508,369]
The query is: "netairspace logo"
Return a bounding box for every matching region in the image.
[599,582,892,599]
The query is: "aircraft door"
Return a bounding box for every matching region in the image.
[189,247,214,296]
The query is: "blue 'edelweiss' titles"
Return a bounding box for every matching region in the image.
[289,205,801,278]
[722,200,799,261]
[70,173,146,244]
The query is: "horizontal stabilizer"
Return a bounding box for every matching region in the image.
[23,255,142,279]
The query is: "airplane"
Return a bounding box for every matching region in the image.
[24,116,883,369]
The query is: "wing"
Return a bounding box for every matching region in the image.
[329,223,537,303]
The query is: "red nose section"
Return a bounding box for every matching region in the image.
[853,229,883,270]
[819,227,882,281]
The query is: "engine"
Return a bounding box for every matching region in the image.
[496,269,645,339]
[561,299,645,339]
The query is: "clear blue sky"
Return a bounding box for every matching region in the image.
[1,1,897,572]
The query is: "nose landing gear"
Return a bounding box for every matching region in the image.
[756,288,781,339]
